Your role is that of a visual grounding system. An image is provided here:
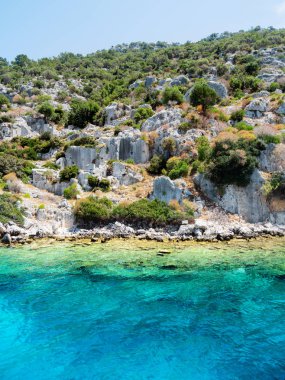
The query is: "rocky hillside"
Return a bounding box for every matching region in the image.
[1,27,285,242]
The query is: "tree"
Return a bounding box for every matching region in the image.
[189,80,219,114]
[13,54,31,68]
[67,100,100,128]
[162,86,184,104]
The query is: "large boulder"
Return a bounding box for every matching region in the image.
[245,98,269,119]
[145,76,157,88]
[207,81,228,99]
[150,176,190,204]
[112,162,143,186]
[141,109,182,132]
[170,75,189,87]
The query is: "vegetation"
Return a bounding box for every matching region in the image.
[207,138,265,186]
[67,100,100,128]
[162,86,184,104]
[63,183,80,199]
[113,199,192,226]
[0,193,24,226]
[190,80,219,114]
[59,165,79,182]
[165,157,189,179]
[88,176,110,192]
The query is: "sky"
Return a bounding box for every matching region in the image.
[1,0,285,61]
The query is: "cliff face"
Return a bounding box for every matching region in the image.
[195,170,285,224]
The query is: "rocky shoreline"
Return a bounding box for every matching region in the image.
[1,219,285,246]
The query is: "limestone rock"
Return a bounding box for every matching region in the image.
[245,98,269,118]
[141,109,182,132]
[112,162,143,186]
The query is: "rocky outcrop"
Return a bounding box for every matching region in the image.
[150,176,191,204]
[195,170,285,224]
[112,162,143,186]
[245,98,269,118]
[207,81,228,99]
[65,146,98,171]
[32,169,70,196]
[170,75,189,87]
[141,109,182,132]
[104,103,131,126]
[259,144,285,172]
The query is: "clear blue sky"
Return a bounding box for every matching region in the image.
[1,0,285,61]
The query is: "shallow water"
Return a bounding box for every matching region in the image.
[0,239,285,380]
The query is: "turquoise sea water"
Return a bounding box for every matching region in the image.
[0,239,284,380]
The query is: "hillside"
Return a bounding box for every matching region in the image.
[1,27,285,243]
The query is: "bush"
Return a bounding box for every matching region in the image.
[38,102,55,120]
[69,136,97,147]
[133,107,154,124]
[269,82,280,92]
[162,137,176,157]
[0,94,10,108]
[75,196,113,223]
[230,109,245,122]
[235,121,253,131]
[196,136,211,161]
[147,155,165,175]
[67,100,100,128]
[166,157,189,179]
[0,193,24,226]
[207,138,265,186]
[59,165,79,182]
[88,176,111,192]
[113,199,189,226]
[0,154,34,181]
[260,134,281,144]
[162,86,184,104]
[63,183,80,199]
[189,80,219,114]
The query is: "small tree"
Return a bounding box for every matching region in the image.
[190,80,219,114]
[67,100,100,128]
[0,94,10,108]
[162,86,184,104]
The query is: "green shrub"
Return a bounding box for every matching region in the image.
[38,102,55,120]
[230,109,245,122]
[190,80,219,114]
[0,94,10,108]
[88,176,111,191]
[162,86,184,104]
[113,199,189,226]
[43,161,59,170]
[162,137,176,157]
[75,196,113,223]
[67,100,100,128]
[69,136,97,147]
[63,183,80,199]
[147,155,165,175]
[208,138,265,186]
[166,157,189,179]
[260,135,281,144]
[133,107,154,124]
[59,165,79,182]
[235,121,253,131]
[269,82,280,92]
[0,154,34,181]
[0,193,24,226]
[196,136,211,161]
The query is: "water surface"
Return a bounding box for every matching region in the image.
[0,239,284,379]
